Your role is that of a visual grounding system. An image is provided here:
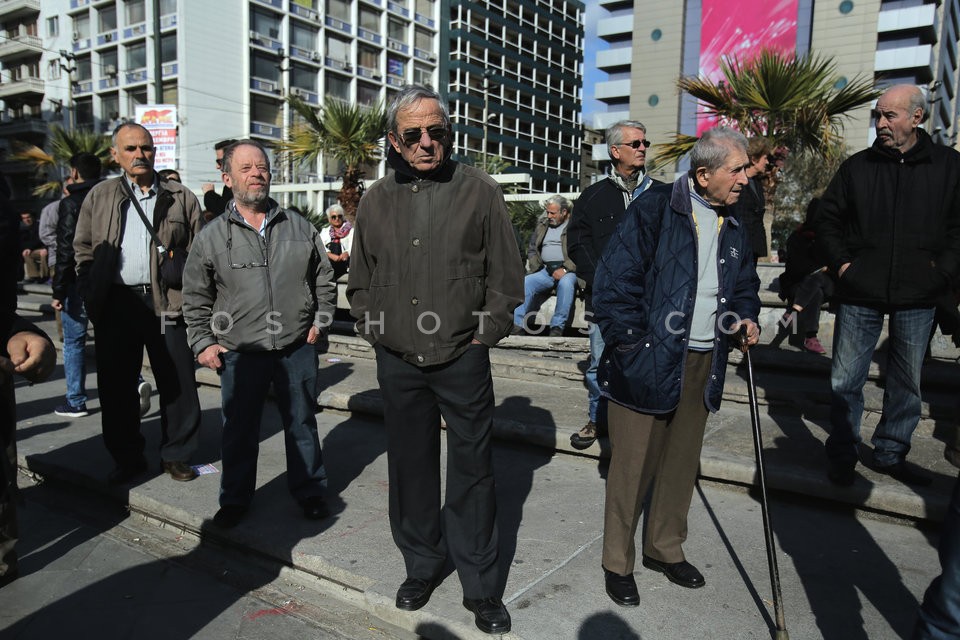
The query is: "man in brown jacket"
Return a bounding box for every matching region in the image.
[74,122,202,485]
[347,85,523,635]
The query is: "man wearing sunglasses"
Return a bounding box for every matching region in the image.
[348,85,523,635]
[201,138,237,217]
[182,140,336,528]
[568,121,661,451]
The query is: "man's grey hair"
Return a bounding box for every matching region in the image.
[222,139,272,174]
[387,84,451,136]
[689,127,748,173]
[326,203,345,216]
[111,122,152,147]
[543,195,572,212]
[905,85,927,118]
[605,120,647,149]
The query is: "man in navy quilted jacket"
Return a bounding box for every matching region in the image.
[592,127,761,607]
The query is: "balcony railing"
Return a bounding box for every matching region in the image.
[0,33,41,59]
[96,30,118,46]
[0,75,43,99]
[250,121,282,139]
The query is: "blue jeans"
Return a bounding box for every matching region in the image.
[586,320,605,423]
[826,303,934,467]
[61,284,88,407]
[219,341,326,507]
[513,268,577,329]
[914,472,960,639]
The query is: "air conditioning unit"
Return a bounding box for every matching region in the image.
[268,28,280,39]
[104,64,117,76]
[292,87,306,97]
[103,32,112,42]
[344,63,353,72]
[427,53,437,61]
[372,72,383,80]
[72,31,80,41]
[311,51,321,62]
[249,30,262,40]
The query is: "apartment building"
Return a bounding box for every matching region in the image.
[590,0,960,176]
[442,0,584,192]
[0,0,584,208]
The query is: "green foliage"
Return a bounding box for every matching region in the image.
[11,125,115,197]
[652,49,878,171]
[280,96,387,219]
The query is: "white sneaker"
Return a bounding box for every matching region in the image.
[138,380,152,417]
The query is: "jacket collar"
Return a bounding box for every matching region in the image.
[668,174,740,227]
[387,146,457,184]
[66,178,102,197]
[868,126,934,163]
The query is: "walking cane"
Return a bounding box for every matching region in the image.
[739,325,789,640]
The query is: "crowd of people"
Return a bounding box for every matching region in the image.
[3,82,960,637]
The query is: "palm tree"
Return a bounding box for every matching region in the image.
[279,95,387,220]
[12,125,115,197]
[652,49,879,170]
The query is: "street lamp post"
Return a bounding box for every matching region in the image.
[481,69,496,170]
[57,50,76,131]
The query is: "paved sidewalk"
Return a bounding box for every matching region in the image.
[3,340,954,639]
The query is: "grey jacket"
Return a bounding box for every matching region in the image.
[347,150,524,366]
[182,200,336,355]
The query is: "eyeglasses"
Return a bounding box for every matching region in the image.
[618,139,651,149]
[398,125,449,147]
[329,215,343,220]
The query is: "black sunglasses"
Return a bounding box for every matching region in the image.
[329,214,343,219]
[618,139,651,149]
[398,125,448,147]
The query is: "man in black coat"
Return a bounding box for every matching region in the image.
[817,84,960,487]
[566,120,661,450]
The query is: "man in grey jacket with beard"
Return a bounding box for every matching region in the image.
[182,140,336,529]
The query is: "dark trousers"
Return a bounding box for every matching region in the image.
[375,343,500,600]
[218,341,326,507]
[0,378,17,578]
[786,271,834,336]
[92,285,201,467]
[602,350,712,574]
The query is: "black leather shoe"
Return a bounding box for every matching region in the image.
[213,504,248,529]
[395,577,437,611]
[162,460,198,482]
[107,457,148,486]
[875,460,933,487]
[603,566,639,607]
[301,496,330,520]
[462,597,511,634]
[642,555,705,588]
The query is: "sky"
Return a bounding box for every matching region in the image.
[581,2,607,125]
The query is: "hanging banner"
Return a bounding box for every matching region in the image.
[698,0,798,134]
[135,104,178,170]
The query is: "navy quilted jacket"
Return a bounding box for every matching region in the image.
[593,175,761,414]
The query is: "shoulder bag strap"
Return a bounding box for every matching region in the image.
[121,177,166,254]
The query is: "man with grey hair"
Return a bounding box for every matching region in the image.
[183,140,336,528]
[568,120,661,449]
[348,84,523,634]
[511,194,578,337]
[817,83,960,487]
[592,126,760,606]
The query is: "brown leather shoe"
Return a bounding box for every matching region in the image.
[162,460,198,482]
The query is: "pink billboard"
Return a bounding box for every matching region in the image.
[698,0,798,134]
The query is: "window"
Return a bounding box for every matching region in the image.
[251,53,280,82]
[414,0,434,17]
[357,82,379,106]
[128,87,148,111]
[413,64,431,86]
[100,49,118,75]
[159,0,176,15]
[47,16,59,37]
[387,18,405,41]
[251,8,281,39]
[73,14,90,39]
[292,0,318,8]
[125,0,146,25]
[101,92,119,120]
[290,64,317,92]
[327,0,349,21]
[160,33,176,62]
[252,95,282,126]
[359,7,379,30]
[48,60,62,80]
[76,56,92,81]
[99,6,117,32]
[387,57,404,77]
[358,46,378,70]
[325,73,350,102]
[127,42,147,69]
[414,28,431,51]
[292,23,317,50]
[76,97,94,130]
[326,36,350,62]
[161,80,177,103]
